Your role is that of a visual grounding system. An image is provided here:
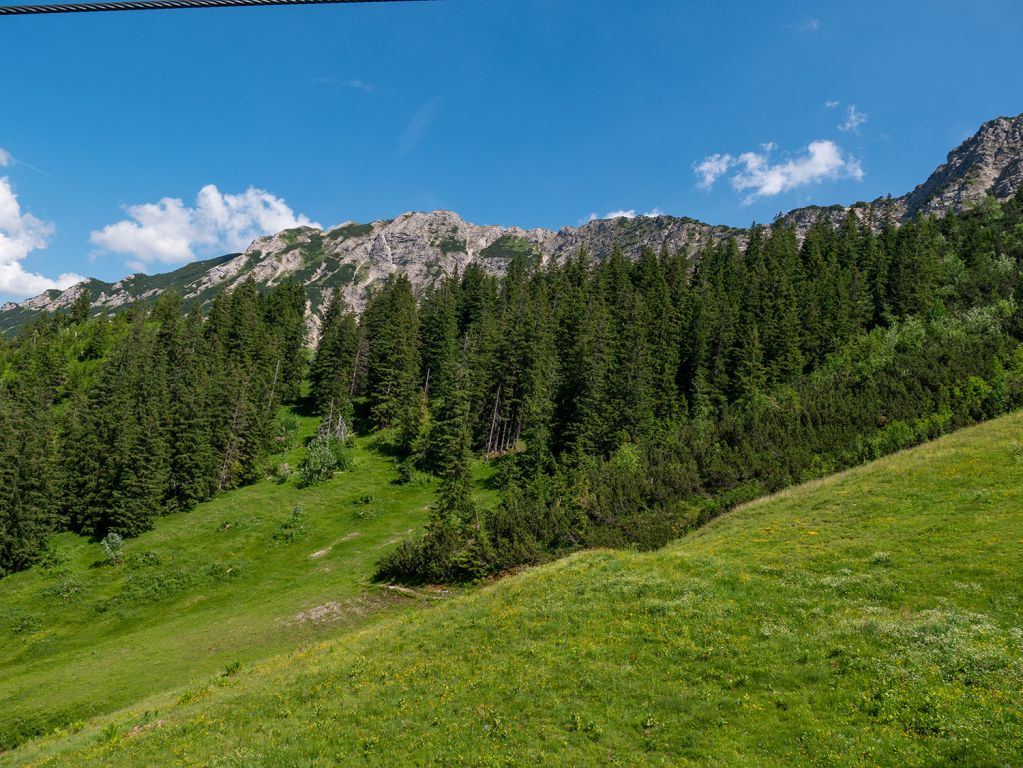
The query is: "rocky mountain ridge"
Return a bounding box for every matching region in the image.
[3,112,1021,338]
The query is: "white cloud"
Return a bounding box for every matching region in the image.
[731,141,863,203]
[693,153,735,189]
[90,184,320,269]
[583,208,665,224]
[695,140,864,204]
[316,77,377,94]
[800,18,820,31]
[398,98,440,156]
[839,104,868,133]
[825,100,840,109]
[343,79,377,93]
[0,176,82,298]
[0,149,52,179]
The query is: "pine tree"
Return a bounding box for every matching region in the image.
[515,276,559,478]
[309,290,360,418]
[264,283,308,404]
[69,287,92,326]
[423,362,491,580]
[733,323,767,399]
[1012,267,1023,339]
[421,280,463,470]
[363,275,421,429]
[418,279,460,410]
[166,305,216,511]
[77,316,169,538]
[0,380,57,574]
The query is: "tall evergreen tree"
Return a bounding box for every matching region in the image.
[363,275,421,431]
[309,290,360,418]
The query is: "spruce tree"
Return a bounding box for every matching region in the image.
[166,305,216,511]
[363,275,421,429]
[309,290,360,418]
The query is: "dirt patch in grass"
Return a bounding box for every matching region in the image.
[126,720,165,739]
[291,591,408,627]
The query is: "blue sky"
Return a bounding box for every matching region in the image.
[1,0,1021,300]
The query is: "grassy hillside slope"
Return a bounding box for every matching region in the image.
[0,411,497,753]
[11,412,1023,767]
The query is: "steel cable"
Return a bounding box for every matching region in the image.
[0,0,431,15]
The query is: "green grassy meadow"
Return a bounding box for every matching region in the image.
[6,412,1022,766]
[0,411,497,755]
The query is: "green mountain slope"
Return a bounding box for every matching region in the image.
[0,255,237,336]
[0,412,497,755]
[11,412,1023,767]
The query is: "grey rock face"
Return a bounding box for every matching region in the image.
[903,114,1023,218]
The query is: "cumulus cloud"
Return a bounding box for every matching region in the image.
[583,208,665,224]
[90,184,320,269]
[693,140,863,204]
[825,100,840,109]
[0,176,83,298]
[732,141,863,202]
[839,104,868,133]
[693,153,734,190]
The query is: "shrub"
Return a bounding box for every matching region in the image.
[6,610,41,635]
[125,550,161,569]
[298,438,336,487]
[394,459,429,486]
[101,533,124,565]
[272,505,307,544]
[376,518,493,584]
[38,545,69,571]
[297,437,354,488]
[274,412,301,451]
[331,441,357,472]
[93,561,240,612]
[41,571,86,602]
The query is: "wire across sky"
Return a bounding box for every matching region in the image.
[0,0,431,15]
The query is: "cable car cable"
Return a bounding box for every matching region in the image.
[0,0,432,16]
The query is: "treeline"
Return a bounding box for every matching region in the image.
[4,193,1023,582]
[346,193,1023,581]
[0,283,306,575]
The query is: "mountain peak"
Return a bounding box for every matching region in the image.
[902,112,1023,218]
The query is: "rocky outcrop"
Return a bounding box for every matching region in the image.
[903,114,1023,218]
[3,113,1022,338]
[775,113,1023,238]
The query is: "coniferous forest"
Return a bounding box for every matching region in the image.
[3,194,1023,581]
[0,283,307,575]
